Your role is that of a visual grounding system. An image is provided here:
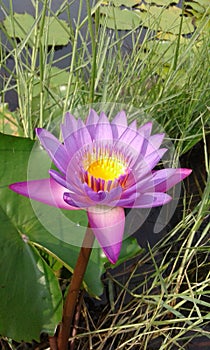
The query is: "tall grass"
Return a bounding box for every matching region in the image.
[1,0,209,146]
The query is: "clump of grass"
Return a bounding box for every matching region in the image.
[70,135,210,349]
[0,0,209,149]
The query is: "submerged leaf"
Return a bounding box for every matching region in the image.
[146,0,179,5]
[102,0,140,6]
[3,13,70,46]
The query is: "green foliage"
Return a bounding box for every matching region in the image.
[100,4,194,34]
[0,226,62,341]
[0,132,142,341]
[0,132,100,293]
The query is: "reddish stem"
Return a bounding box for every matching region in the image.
[57,226,95,350]
[49,335,58,350]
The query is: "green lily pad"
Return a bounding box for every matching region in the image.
[0,132,104,341]
[198,0,210,7]
[100,3,194,34]
[0,133,104,295]
[0,132,144,341]
[0,220,62,341]
[32,66,72,97]
[185,1,210,17]
[0,104,22,136]
[99,6,142,30]
[136,5,194,35]
[3,13,70,46]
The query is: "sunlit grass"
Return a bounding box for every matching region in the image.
[0,0,209,146]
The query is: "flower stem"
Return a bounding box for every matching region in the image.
[57,226,95,350]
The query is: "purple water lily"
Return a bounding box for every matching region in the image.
[9,110,191,263]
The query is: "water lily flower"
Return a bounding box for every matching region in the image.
[9,110,191,264]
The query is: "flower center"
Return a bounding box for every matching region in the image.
[87,157,126,181]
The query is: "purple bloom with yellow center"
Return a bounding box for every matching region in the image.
[9,110,191,264]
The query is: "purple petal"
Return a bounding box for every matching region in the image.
[144,133,165,156]
[36,128,69,173]
[84,183,122,205]
[121,174,154,198]
[84,186,107,202]
[118,192,172,208]
[9,178,78,210]
[85,109,99,139]
[94,112,113,141]
[86,109,99,125]
[128,120,137,131]
[131,148,168,182]
[87,206,125,264]
[154,168,192,192]
[112,110,127,127]
[63,192,90,208]
[76,118,92,146]
[63,184,122,209]
[127,133,144,154]
[111,110,128,139]
[63,119,92,159]
[49,169,67,188]
[61,113,79,155]
[61,112,77,141]
[138,122,153,138]
[117,125,138,145]
[122,169,177,197]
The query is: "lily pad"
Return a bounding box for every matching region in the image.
[32,66,72,97]
[185,0,210,17]
[99,6,142,30]
[100,4,194,34]
[0,222,63,341]
[0,104,21,136]
[0,133,105,296]
[3,13,70,46]
[136,5,194,35]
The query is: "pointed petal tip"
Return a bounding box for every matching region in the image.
[86,109,99,124]
[102,242,122,264]
[182,168,192,177]
[35,127,44,136]
[9,182,28,196]
[9,179,79,210]
[112,110,127,125]
[87,206,125,264]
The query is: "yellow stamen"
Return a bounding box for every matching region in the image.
[87,157,126,181]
